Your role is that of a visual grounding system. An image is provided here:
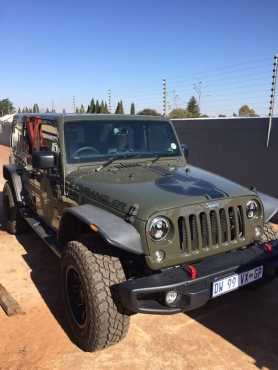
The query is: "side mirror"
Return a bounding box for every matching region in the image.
[32,151,56,170]
[181,144,189,160]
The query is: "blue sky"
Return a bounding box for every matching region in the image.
[1,0,278,116]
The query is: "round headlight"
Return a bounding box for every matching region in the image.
[246,200,259,219]
[149,216,170,241]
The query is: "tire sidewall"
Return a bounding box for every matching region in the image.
[61,252,96,348]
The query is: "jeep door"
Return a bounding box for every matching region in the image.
[33,121,64,229]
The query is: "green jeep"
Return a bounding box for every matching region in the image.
[3,113,278,351]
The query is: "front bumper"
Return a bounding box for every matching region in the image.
[115,241,278,314]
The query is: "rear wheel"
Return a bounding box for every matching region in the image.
[2,181,27,234]
[61,238,130,352]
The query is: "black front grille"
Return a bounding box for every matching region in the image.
[178,206,245,254]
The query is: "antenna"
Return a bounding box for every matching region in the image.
[162,79,167,116]
[108,89,111,113]
[266,54,278,148]
[73,96,76,113]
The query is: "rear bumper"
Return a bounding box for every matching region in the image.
[115,241,278,314]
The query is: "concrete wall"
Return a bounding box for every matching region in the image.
[173,117,278,198]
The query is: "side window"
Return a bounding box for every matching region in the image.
[41,123,60,154]
[12,120,30,161]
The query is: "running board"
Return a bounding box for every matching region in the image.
[20,210,62,258]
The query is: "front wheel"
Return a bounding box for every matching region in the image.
[61,239,130,352]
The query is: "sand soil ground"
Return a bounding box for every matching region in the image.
[0,144,278,370]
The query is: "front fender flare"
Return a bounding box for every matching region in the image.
[3,164,23,205]
[59,204,144,255]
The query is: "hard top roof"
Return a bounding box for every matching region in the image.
[15,113,168,122]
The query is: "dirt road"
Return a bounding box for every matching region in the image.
[0,144,278,370]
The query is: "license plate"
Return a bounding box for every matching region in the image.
[212,265,264,298]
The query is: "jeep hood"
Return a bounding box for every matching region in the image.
[68,165,255,221]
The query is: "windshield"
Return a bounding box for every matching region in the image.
[64,120,181,164]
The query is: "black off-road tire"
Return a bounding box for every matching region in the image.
[259,223,278,244]
[2,181,27,235]
[61,238,130,352]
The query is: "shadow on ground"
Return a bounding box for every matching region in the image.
[16,232,69,336]
[188,279,278,369]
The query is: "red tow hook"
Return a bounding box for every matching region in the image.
[186,264,198,280]
[264,242,273,254]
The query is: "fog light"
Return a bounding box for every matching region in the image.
[254,226,262,240]
[153,250,165,263]
[165,290,178,305]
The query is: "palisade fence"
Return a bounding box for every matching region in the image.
[172,117,278,199]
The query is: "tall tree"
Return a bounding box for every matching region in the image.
[100,100,105,113]
[32,103,40,113]
[80,104,85,113]
[104,102,109,113]
[130,103,135,115]
[0,98,15,116]
[18,107,21,113]
[115,102,120,114]
[186,96,200,118]
[95,100,100,114]
[89,98,95,113]
[119,100,124,114]
[76,107,80,113]
[46,108,50,113]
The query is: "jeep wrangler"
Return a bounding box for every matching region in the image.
[3,113,278,352]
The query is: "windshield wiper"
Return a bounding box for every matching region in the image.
[96,153,141,172]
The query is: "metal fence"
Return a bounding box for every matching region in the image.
[172,117,278,198]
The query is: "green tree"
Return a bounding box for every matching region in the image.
[238,105,259,117]
[119,100,124,114]
[80,104,85,113]
[100,100,105,113]
[76,107,80,113]
[169,108,187,119]
[32,103,40,113]
[46,108,50,113]
[115,101,120,114]
[95,100,100,114]
[89,98,95,113]
[0,98,15,116]
[137,108,160,116]
[115,101,124,114]
[62,108,66,114]
[186,96,200,118]
[104,102,109,113]
[130,103,135,115]
[18,107,21,113]
[218,114,226,118]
